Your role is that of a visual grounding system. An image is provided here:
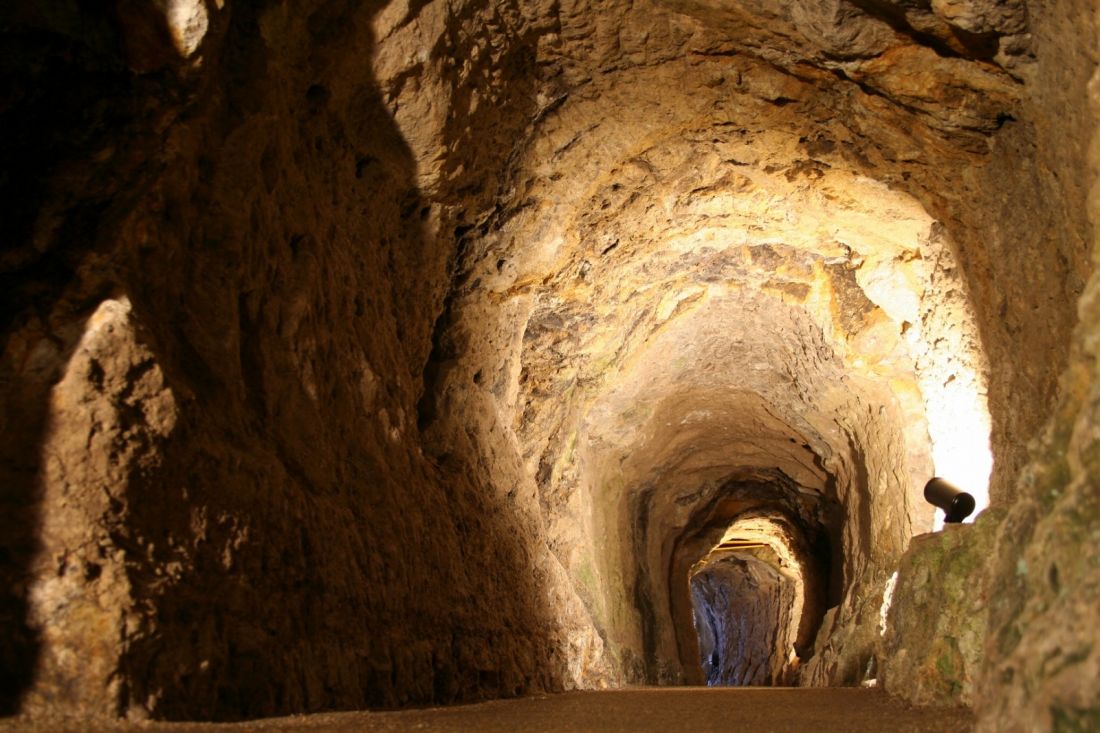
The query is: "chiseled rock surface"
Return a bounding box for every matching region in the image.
[0,0,1095,727]
[5,298,178,717]
[692,555,800,686]
[429,0,1011,693]
[975,15,1100,715]
[884,0,1100,729]
[979,366,1100,732]
[881,518,1001,707]
[2,0,589,720]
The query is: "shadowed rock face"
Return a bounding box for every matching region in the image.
[687,504,829,688]
[0,0,1097,730]
[693,556,800,687]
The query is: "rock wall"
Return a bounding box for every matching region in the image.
[1,0,1097,725]
[960,0,1097,503]
[881,1,1100,730]
[1,0,594,720]
[973,2,1100,727]
[881,516,1002,706]
[692,555,800,686]
[427,0,1019,691]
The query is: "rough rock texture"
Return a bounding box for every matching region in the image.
[880,1,1100,730]
[990,0,1100,713]
[881,516,1003,706]
[13,297,178,716]
[672,485,834,687]
[0,0,1096,727]
[430,0,1013,690]
[969,2,1100,719]
[959,1,1096,503]
[2,0,592,720]
[800,580,886,689]
[692,555,800,686]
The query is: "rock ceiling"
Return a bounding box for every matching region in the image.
[4,0,1095,724]
[390,0,1012,686]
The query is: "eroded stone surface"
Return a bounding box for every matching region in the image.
[0,0,1095,728]
[881,517,1002,706]
[692,556,800,686]
[880,1,1100,729]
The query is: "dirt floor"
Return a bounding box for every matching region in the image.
[0,687,973,732]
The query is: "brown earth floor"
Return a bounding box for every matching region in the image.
[0,688,973,733]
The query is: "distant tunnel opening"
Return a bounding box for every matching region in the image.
[691,552,798,686]
[669,476,837,686]
[687,517,835,686]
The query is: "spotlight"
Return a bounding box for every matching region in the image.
[923,477,976,524]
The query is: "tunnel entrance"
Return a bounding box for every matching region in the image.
[435,69,996,689]
[691,550,798,686]
[669,477,837,687]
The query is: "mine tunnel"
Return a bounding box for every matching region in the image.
[1,1,1099,732]
[681,478,838,688]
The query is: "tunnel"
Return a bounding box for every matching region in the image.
[439,95,989,689]
[686,506,827,687]
[1,1,1099,731]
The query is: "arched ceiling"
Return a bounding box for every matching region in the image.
[386,0,1014,687]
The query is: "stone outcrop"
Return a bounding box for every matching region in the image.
[881,517,1001,706]
[0,0,1096,729]
[882,1,1100,729]
[2,0,591,719]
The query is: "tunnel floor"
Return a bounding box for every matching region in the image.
[0,689,972,732]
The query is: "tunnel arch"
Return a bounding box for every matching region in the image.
[568,289,925,684]
[7,0,1094,723]
[685,507,829,687]
[431,58,997,685]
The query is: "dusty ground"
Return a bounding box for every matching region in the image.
[0,688,972,732]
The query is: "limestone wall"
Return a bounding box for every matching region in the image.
[1,0,584,719]
[0,0,1096,726]
[881,2,1100,730]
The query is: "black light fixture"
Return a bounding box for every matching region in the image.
[924,477,976,523]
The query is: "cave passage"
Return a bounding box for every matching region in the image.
[692,552,797,686]
[688,512,831,687]
[442,76,1000,687]
[668,475,836,687]
[3,0,1095,727]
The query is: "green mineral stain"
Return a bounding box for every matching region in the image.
[933,635,962,682]
[1016,558,1028,577]
[935,651,955,680]
[577,561,596,591]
